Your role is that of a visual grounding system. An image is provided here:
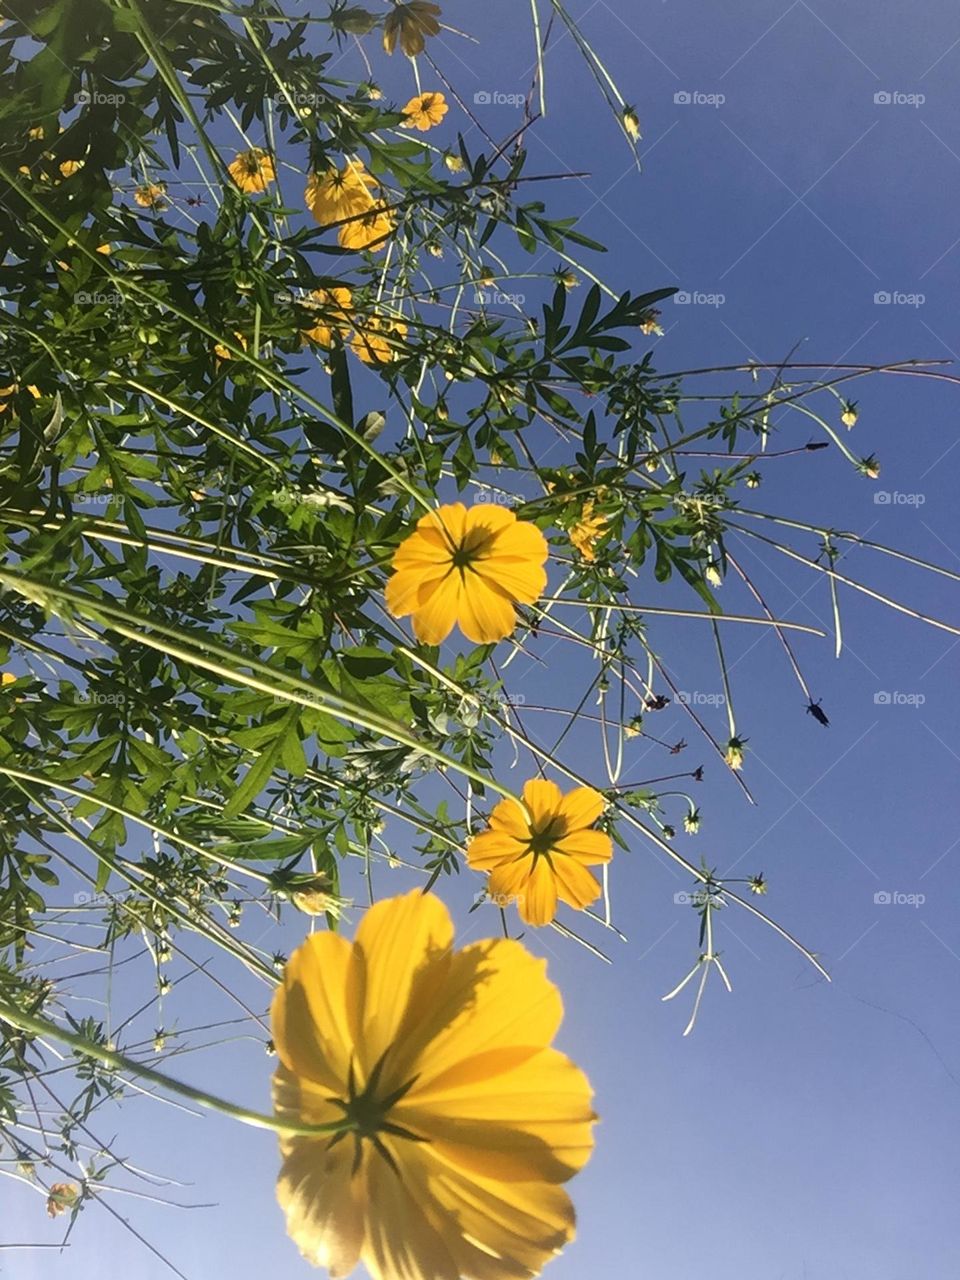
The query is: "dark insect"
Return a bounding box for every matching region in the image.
[692,766,704,782]
[806,698,830,727]
[186,194,205,206]
[644,693,670,711]
[669,738,687,755]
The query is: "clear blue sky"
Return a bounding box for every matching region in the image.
[7,3,960,1278]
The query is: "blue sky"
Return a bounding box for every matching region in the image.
[6,2,960,1278]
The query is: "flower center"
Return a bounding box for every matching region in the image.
[528,817,565,857]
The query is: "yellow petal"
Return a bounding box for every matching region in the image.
[401,939,562,1089]
[411,571,463,644]
[352,889,454,1079]
[521,778,564,824]
[276,1133,366,1276]
[458,572,517,643]
[487,796,532,840]
[270,931,355,1090]
[554,829,612,864]
[551,857,602,911]
[518,857,558,926]
[557,785,605,831]
[465,829,527,870]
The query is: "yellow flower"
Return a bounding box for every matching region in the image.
[401,90,448,132]
[228,147,276,193]
[305,163,395,252]
[58,158,84,178]
[271,889,594,1277]
[213,331,248,362]
[568,500,607,562]
[467,779,613,927]
[841,400,858,429]
[385,503,548,645]
[1,672,17,687]
[705,562,722,588]
[724,736,746,771]
[301,287,354,347]
[638,308,663,336]
[46,1183,80,1218]
[622,105,642,141]
[134,181,168,209]
[443,151,464,172]
[382,0,441,56]
[350,315,408,365]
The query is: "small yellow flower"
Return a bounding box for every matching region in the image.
[683,808,700,834]
[227,147,276,193]
[1,672,17,687]
[859,455,881,479]
[569,500,608,562]
[386,502,549,644]
[622,105,642,141]
[46,1183,80,1218]
[350,314,408,365]
[271,890,595,1277]
[841,400,858,429]
[382,0,441,56]
[639,308,663,336]
[58,158,84,178]
[467,778,613,926]
[705,562,722,588]
[401,89,448,131]
[301,287,353,348]
[725,736,746,770]
[213,331,248,362]
[558,269,580,290]
[749,873,767,895]
[745,471,761,488]
[27,126,45,141]
[134,181,168,209]
[443,151,464,172]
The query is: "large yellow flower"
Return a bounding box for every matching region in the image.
[467,779,613,927]
[385,503,548,645]
[402,90,448,132]
[228,147,276,193]
[383,1,441,56]
[272,890,594,1279]
[305,163,395,252]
